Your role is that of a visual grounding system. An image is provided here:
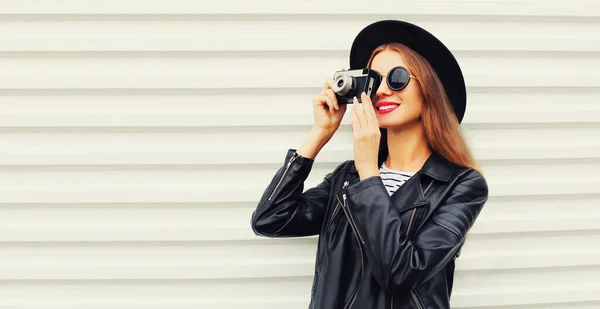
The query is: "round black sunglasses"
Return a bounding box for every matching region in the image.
[374,66,418,91]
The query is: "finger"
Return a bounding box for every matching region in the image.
[315,95,332,113]
[326,89,339,111]
[353,96,368,128]
[361,92,377,127]
[326,96,334,114]
[314,95,328,106]
[323,79,333,90]
[351,104,361,133]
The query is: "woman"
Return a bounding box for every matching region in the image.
[251,20,489,309]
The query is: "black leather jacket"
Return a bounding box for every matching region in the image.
[251,148,489,309]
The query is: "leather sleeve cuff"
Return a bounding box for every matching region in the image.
[285,148,314,178]
[346,175,384,196]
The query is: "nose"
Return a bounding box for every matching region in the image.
[376,78,393,98]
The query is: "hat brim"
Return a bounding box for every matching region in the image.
[349,20,466,123]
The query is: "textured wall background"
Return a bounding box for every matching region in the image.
[1,1,599,308]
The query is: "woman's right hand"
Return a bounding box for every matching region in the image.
[296,78,348,159]
[311,78,347,135]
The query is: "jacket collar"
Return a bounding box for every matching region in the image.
[418,152,456,182]
[348,151,457,182]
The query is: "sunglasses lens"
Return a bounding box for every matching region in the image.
[388,67,410,90]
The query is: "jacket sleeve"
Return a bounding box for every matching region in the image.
[343,169,488,294]
[251,148,336,237]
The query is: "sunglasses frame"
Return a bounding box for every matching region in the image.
[377,66,418,91]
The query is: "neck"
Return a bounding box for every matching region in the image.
[384,121,432,172]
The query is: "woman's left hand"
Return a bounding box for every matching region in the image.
[351,92,381,181]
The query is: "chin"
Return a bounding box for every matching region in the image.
[377,117,419,130]
[378,122,402,130]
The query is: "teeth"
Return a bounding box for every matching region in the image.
[378,105,399,110]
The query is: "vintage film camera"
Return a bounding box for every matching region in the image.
[332,68,382,104]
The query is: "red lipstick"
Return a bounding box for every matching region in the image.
[375,101,400,114]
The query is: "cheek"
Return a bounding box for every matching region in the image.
[400,89,424,111]
[408,85,425,108]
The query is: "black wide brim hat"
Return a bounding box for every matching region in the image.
[349,20,466,124]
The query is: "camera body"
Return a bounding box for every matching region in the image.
[332,68,382,104]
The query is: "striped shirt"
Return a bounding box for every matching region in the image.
[380,162,416,196]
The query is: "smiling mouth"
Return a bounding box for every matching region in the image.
[377,104,399,111]
[375,101,401,114]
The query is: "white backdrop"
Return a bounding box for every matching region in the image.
[1,1,599,308]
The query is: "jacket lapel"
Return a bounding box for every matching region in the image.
[391,172,428,212]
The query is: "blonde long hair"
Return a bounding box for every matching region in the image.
[367,43,482,175]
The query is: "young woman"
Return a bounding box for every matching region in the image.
[251,20,489,309]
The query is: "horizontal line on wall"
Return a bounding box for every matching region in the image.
[1,229,598,244]
[464,122,600,130]
[0,88,317,96]
[0,300,598,309]
[0,164,297,171]
[0,276,310,284]
[0,180,597,202]
[456,264,600,276]
[0,237,317,248]
[0,202,262,210]
[1,50,599,59]
[2,230,599,246]
[0,299,597,309]
[0,156,598,170]
[0,157,599,170]
[1,264,600,282]
[0,51,355,59]
[1,258,599,279]
[0,13,598,22]
[468,229,600,240]
[0,126,311,133]
[488,193,600,203]
[0,74,598,90]
[3,221,599,242]
[0,122,598,131]
[454,301,600,309]
[472,158,600,167]
[0,193,599,209]
[1,87,599,97]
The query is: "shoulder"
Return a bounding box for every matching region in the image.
[429,152,488,199]
[322,159,356,180]
[431,152,488,193]
[451,167,489,201]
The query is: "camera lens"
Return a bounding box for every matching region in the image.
[332,75,353,95]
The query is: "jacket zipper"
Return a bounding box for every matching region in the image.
[268,152,299,200]
[406,180,434,236]
[410,290,424,309]
[328,180,349,231]
[406,210,418,237]
[341,193,366,244]
[336,192,364,309]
